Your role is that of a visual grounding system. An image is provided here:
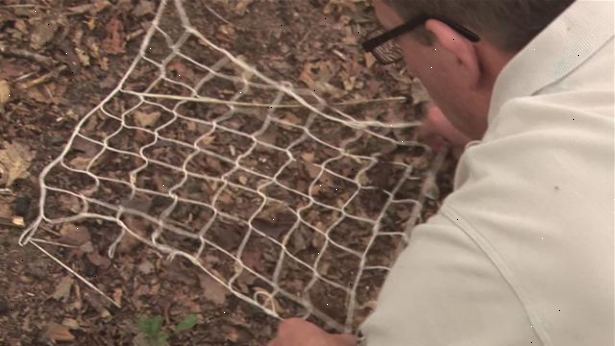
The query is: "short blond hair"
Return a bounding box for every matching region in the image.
[386,0,575,52]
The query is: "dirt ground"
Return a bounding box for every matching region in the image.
[0,0,457,345]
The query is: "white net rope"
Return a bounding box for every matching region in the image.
[21,0,442,333]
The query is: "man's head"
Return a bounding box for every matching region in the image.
[371,0,574,139]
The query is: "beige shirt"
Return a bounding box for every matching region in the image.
[361,1,614,345]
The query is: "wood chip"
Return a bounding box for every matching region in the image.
[0,216,24,228]
[0,80,10,105]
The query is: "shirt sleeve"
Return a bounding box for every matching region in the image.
[360,211,540,346]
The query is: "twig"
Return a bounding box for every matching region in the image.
[29,240,121,308]
[297,28,314,48]
[17,65,67,90]
[203,3,234,27]
[0,45,55,68]
[332,49,348,61]
[13,72,38,83]
[40,224,62,237]
[126,28,145,42]
[0,4,47,8]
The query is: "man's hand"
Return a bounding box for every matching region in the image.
[417,103,472,157]
[268,318,357,346]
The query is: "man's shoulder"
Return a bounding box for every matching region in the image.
[439,75,614,344]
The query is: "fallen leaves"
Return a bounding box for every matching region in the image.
[44,322,75,343]
[198,274,228,305]
[410,77,432,105]
[51,276,74,302]
[59,223,91,246]
[133,110,162,128]
[68,0,111,16]
[102,17,126,55]
[0,141,34,188]
[132,0,156,17]
[234,0,255,16]
[86,250,112,269]
[30,17,61,50]
[364,53,376,69]
[299,61,345,98]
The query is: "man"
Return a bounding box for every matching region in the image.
[269,0,614,345]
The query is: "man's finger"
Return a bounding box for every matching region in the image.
[277,318,310,337]
[332,334,358,345]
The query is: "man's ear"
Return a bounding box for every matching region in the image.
[425,19,481,87]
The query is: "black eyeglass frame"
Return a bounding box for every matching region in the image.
[362,14,480,54]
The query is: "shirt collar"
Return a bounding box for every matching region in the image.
[487,0,615,124]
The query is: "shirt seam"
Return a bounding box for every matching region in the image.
[440,205,551,346]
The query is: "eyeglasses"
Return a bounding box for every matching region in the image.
[362,14,481,65]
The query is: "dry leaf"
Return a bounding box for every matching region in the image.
[44,322,75,342]
[69,156,93,170]
[68,0,111,15]
[132,0,155,17]
[51,276,74,301]
[101,17,126,55]
[133,110,161,128]
[86,251,111,268]
[0,142,34,187]
[58,194,83,214]
[301,152,315,163]
[112,288,123,306]
[59,223,91,246]
[137,260,154,274]
[364,53,376,69]
[30,18,60,50]
[234,0,255,16]
[61,318,80,330]
[199,275,228,305]
[238,175,248,185]
[305,162,321,179]
[410,78,431,105]
[74,47,90,66]
[225,327,240,342]
[241,249,264,273]
[199,134,216,146]
[0,80,10,105]
[168,61,195,83]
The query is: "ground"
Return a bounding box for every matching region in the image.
[0,1,457,345]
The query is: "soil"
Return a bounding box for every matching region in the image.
[0,0,458,345]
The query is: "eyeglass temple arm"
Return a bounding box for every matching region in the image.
[362,15,480,52]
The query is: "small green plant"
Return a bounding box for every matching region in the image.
[135,314,198,346]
